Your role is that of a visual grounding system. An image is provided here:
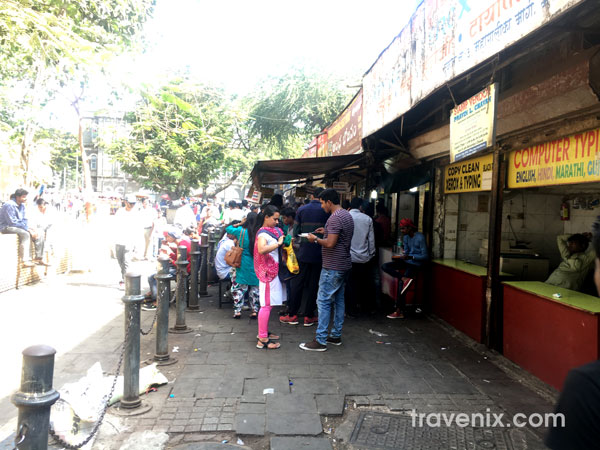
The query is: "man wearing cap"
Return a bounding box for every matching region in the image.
[382,218,428,319]
[114,194,141,287]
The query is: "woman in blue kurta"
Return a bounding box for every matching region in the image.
[226,212,259,318]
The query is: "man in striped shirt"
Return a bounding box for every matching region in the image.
[300,188,354,352]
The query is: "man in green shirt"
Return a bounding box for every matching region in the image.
[545,233,595,291]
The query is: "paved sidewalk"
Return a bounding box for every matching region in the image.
[0,268,558,450]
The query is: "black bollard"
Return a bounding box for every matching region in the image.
[114,273,152,415]
[187,239,200,311]
[154,257,177,365]
[169,246,192,334]
[11,345,60,450]
[199,233,209,297]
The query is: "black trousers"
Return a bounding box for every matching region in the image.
[346,260,375,314]
[381,260,421,311]
[288,261,321,317]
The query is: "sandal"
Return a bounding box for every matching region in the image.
[256,339,280,350]
[249,313,257,319]
[233,313,241,319]
[256,332,280,340]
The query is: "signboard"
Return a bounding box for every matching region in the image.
[507,128,600,188]
[450,84,498,163]
[317,132,329,157]
[332,181,350,193]
[244,190,262,204]
[301,138,317,158]
[328,91,363,156]
[362,0,583,138]
[444,153,494,194]
[260,187,274,198]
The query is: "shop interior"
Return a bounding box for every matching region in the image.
[445,183,600,295]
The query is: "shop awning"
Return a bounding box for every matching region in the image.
[250,153,365,186]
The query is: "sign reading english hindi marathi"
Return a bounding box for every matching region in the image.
[362,0,583,138]
[507,128,600,188]
[444,154,494,194]
[328,91,363,156]
[450,84,498,163]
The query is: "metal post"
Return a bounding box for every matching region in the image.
[187,239,200,311]
[485,148,506,349]
[199,233,209,297]
[11,345,60,450]
[207,230,218,283]
[170,246,192,334]
[154,257,177,365]
[116,273,152,415]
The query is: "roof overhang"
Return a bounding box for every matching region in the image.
[250,153,365,186]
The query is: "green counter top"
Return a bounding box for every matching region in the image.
[504,281,600,314]
[433,259,489,277]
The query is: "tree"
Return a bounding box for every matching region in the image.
[108,79,241,198]
[0,0,154,187]
[246,67,352,159]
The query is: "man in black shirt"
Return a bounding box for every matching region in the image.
[545,216,600,449]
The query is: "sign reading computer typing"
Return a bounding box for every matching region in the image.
[508,128,600,188]
[444,154,494,194]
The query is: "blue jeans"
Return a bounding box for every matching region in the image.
[315,268,349,345]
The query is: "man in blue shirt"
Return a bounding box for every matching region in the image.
[0,188,36,267]
[280,187,329,326]
[382,218,429,319]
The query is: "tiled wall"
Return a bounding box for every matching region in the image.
[456,193,490,264]
[451,191,600,271]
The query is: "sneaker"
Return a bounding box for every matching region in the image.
[299,340,327,352]
[142,303,157,311]
[303,316,318,327]
[326,336,342,346]
[280,314,299,325]
[400,278,413,295]
[387,311,405,319]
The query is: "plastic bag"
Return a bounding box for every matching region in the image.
[283,242,299,274]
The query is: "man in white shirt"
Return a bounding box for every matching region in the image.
[215,230,236,280]
[174,199,197,230]
[222,200,245,225]
[114,194,142,286]
[346,197,375,316]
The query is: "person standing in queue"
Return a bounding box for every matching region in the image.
[253,205,285,350]
[299,189,354,352]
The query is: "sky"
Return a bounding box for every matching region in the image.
[49,0,421,128]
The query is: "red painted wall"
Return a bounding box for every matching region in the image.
[503,284,600,390]
[431,263,486,342]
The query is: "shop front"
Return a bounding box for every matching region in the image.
[501,127,600,390]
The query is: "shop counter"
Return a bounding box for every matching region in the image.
[431,259,489,343]
[503,281,600,390]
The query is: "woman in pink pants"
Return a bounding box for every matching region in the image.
[253,205,285,350]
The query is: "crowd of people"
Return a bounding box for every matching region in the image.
[1,185,428,351]
[209,188,427,351]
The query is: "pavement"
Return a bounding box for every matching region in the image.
[0,256,559,450]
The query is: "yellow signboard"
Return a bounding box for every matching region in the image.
[507,128,600,188]
[444,154,493,194]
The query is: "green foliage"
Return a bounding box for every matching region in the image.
[247,68,352,158]
[43,128,79,175]
[108,79,241,197]
[0,0,154,185]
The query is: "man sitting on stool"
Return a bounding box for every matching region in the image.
[382,218,429,319]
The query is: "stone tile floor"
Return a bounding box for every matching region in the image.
[0,273,558,449]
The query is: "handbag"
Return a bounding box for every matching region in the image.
[225,228,244,268]
[283,242,299,275]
